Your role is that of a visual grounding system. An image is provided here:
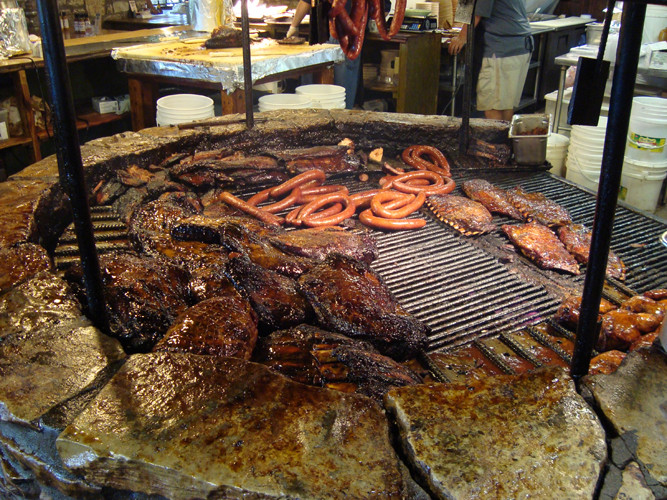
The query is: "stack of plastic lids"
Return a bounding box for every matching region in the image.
[296,84,346,109]
[565,117,607,191]
[258,93,313,112]
[156,94,214,126]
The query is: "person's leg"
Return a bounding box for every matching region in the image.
[334,55,362,109]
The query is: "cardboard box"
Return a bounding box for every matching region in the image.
[92,96,119,114]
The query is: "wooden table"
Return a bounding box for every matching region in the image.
[112,39,344,130]
[0,27,186,162]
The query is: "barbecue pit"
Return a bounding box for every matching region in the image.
[1,110,665,498]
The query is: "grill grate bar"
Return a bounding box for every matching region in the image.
[472,340,516,374]
[527,325,573,364]
[499,333,544,368]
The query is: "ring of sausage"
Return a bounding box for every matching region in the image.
[299,192,356,227]
[371,191,425,219]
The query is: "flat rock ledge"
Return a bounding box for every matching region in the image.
[385,366,607,499]
[583,347,667,494]
[56,352,406,500]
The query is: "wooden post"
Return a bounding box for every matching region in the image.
[220,89,246,115]
[13,70,41,161]
[128,77,158,130]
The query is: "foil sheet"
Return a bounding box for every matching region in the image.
[112,40,344,93]
[0,7,31,59]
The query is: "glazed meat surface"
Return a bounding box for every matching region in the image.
[506,186,572,227]
[588,350,626,375]
[556,224,625,280]
[267,228,378,264]
[265,145,363,174]
[226,253,313,332]
[502,222,580,275]
[554,295,616,330]
[0,243,52,294]
[204,26,243,48]
[254,324,422,401]
[297,254,429,360]
[128,192,202,245]
[461,179,523,220]
[597,309,662,351]
[426,194,496,235]
[64,251,191,353]
[153,292,258,360]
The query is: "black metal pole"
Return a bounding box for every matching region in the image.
[36,0,109,334]
[459,13,475,154]
[241,0,254,129]
[570,1,646,381]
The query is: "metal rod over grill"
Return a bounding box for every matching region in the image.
[571,2,647,381]
[241,0,254,129]
[35,0,109,334]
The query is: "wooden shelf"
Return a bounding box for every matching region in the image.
[0,135,32,151]
[36,110,130,141]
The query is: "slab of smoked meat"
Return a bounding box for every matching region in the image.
[267,227,378,264]
[461,179,524,220]
[170,153,286,190]
[128,192,202,246]
[426,194,496,235]
[64,251,191,353]
[506,186,572,227]
[556,224,626,280]
[153,291,258,360]
[171,214,279,245]
[137,232,234,302]
[254,324,422,401]
[553,294,617,330]
[298,254,429,360]
[265,145,363,174]
[0,243,52,294]
[226,253,313,332]
[502,222,580,275]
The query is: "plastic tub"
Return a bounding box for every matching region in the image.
[156,94,214,112]
[258,94,313,109]
[643,4,667,44]
[565,154,602,191]
[626,96,667,162]
[619,156,667,212]
[546,133,569,176]
[295,84,345,97]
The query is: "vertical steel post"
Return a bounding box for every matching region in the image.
[241,0,254,129]
[459,13,475,154]
[571,2,646,380]
[36,0,109,333]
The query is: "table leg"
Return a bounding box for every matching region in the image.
[554,65,567,135]
[14,70,41,162]
[221,89,246,115]
[313,66,334,85]
[128,77,158,131]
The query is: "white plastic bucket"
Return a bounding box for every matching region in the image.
[619,156,667,212]
[626,96,667,162]
[565,151,602,191]
[546,133,569,176]
[642,5,667,44]
[156,94,214,126]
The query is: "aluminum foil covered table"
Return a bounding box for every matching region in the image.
[112,37,345,130]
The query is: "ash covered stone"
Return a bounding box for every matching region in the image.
[385,366,607,499]
[57,352,407,499]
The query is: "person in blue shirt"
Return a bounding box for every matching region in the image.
[448,0,533,121]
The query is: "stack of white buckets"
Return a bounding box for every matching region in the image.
[258,84,346,112]
[565,96,667,213]
[156,94,215,126]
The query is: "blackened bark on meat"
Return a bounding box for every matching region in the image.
[64,251,192,353]
[255,324,422,401]
[171,215,280,245]
[128,192,202,241]
[225,253,313,332]
[298,254,429,360]
[153,292,258,359]
[204,26,244,48]
[170,155,282,190]
[264,145,364,174]
[267,228,378,263]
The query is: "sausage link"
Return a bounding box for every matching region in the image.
[262,187,302,213]
[371,191,425,219]
[247,187,272,207]
[393,176,456,195]
[219,192,284,226]
[383,170,444,190]
[402,145,451,177]
[297,184,349,203]
[350,189,382,209]
[269,170,326,198]
[298,192,355,227]
[359,208,426,230]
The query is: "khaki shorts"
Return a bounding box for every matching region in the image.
[476,53,531,111]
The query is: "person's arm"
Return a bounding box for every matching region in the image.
[447,15,481,55]
[286,0,310,38]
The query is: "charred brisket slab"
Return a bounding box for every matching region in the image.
[298,254,429,359]
[255,324,422,401]
[153,292,258,360]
